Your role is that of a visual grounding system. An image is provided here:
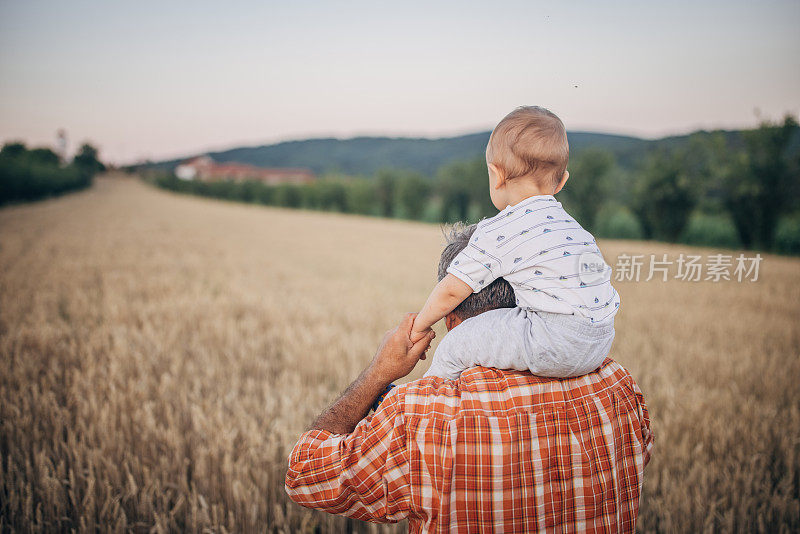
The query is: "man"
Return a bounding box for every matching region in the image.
[285,224,654,532]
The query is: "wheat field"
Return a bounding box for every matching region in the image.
[1,175,798,533]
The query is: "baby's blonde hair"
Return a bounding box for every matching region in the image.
[487,106,569,188]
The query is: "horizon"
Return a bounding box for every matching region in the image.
[0,122,783,167]
[1,1,798,165]
[144,125,751,166]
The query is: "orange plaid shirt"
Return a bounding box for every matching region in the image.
[285,359,654,533]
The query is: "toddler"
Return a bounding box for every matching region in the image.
[410,106,619,379]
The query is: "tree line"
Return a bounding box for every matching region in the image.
[147,115,800,254]
[0,142,105,205]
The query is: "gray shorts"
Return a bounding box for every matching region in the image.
[424,307,615,380]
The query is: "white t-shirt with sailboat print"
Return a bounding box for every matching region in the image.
[446,195,619,323]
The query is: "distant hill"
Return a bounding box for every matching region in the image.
[142,129,749,177]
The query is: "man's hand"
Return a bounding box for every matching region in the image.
[409,324,433,344]
[309,313,435,434]
[370,313,435,384]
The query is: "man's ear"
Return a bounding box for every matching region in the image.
[553,170,569,194]
[488,163,506,190]
[444,312,460,331]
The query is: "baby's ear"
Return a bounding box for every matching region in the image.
[553,170,569,194]
[488,163,506,189]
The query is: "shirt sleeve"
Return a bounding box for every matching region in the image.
[634,381,655,467]
[446,222,502,293]
[284,389,411,523]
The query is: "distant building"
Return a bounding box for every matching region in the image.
[175,156,315,184]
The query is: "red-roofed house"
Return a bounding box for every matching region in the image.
[175,156,315,185]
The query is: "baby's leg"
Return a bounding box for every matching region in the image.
[527,312,615,377]
[424,307,535,379]
[424,308,615,379]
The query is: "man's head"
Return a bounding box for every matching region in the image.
[438,222,516,330]
[486,106,570,209]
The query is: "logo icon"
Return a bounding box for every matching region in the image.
[577,251,608,285]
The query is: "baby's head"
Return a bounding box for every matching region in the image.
[486,106,570,209]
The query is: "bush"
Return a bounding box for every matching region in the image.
[595,205,645,240]
[466,202,485,224]
[421,197,444,223]
[316,181,347,212]
[256,184,275,205]
[680,212,741,249]
[238,180,261,203]
[395,172,431,220]
[344,180,377,215]
[272,184,302,208]
[0,143,97,205]
[774,215,800,255]
[205,180,239,201]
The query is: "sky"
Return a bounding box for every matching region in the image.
[1,0,798,164]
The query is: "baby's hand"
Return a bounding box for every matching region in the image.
[410,328,431,344]
[410,316,432,344]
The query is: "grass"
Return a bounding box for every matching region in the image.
[1,175,799,532]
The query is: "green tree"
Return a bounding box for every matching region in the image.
[273,183,302,208]
[436,157,491,223]
[256,183,275,205]
[1,142,92,204]
[72,143,105,175]
[28,148,61,166]
[318,181,347,212]
[375,169,399,217]
[721,115,799,250]
[633,149,697,242]
[683,131,731,214]
[345,180,376,215]
[238,180,261,203]
[561,148,614,230]
[0,142,26,159]
[395,172,431,220]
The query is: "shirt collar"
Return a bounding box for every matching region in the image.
[504,194,557,212]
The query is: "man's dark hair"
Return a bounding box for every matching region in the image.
[438,223,516,320]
